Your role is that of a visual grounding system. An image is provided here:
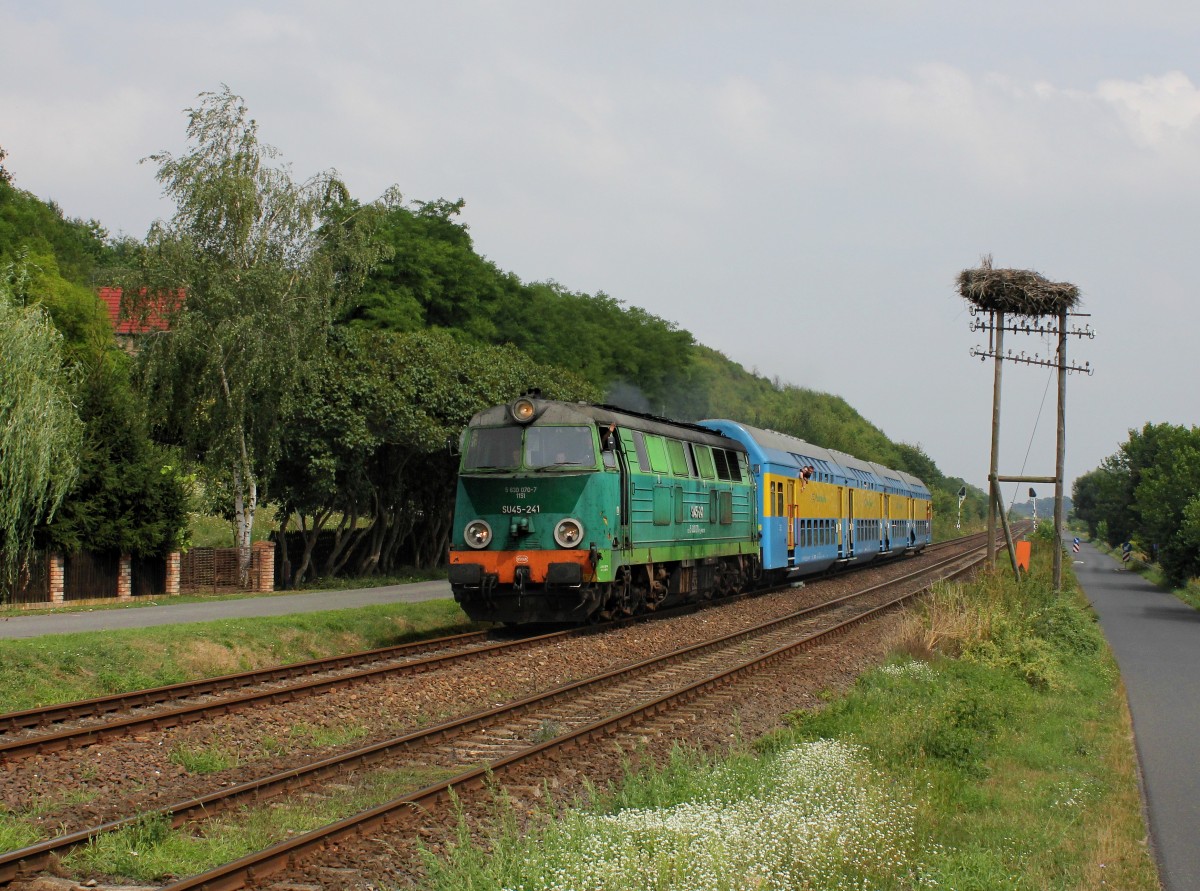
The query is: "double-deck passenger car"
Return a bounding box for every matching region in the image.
[702,421,931,586]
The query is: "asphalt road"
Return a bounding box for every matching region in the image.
[1072,539,1200,891]
[0,580,454,639]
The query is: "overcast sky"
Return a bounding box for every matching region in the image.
[4,1,1198,500]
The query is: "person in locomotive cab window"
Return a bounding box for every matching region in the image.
[600,423,618,468]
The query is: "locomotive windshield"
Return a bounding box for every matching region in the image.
[524,425,596,469]
[463,426,523,470]
[461,424,596,471]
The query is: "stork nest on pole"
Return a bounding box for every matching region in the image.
[958,255,1080,317]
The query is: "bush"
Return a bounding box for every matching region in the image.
[918,688,1009,777]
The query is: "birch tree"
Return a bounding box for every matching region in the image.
[128,86,390,583]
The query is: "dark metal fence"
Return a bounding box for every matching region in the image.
[2,553,50,605]
[132,555,167,597]
[63,551,120,602]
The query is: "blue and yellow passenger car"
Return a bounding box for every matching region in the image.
[702,421,932,583]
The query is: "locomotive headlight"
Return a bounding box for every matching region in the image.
[554,518,584,548]
[464,520,493,549]
[510,397,537,424]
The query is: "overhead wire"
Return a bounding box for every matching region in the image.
[1009,333,1056,512]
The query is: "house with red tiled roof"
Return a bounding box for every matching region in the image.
[99,287,175,351]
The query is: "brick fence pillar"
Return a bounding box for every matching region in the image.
[117,554,132,600]
[49,553,65,604]
[166,551,181,596]
[252,541,276,593]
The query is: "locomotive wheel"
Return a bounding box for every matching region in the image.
[717,561,743,596]
[630,575,650,614]
[611,566,635,617]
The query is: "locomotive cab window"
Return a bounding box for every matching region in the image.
[524,426,596,469]
[463,426,523,470]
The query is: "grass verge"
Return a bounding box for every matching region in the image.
[419,545,1158,890]
[0,598,474,713]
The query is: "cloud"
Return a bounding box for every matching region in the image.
[1094,70,1200,146]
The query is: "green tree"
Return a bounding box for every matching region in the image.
[1167,494,1200,584]
[345,201,696,411]
[1074,423,1200,585]
[274,328,600,581]
[1075,463,1118,540]
[1,170,113,285]
[1127,425,1200,551]
[1,158,187,566]
[41,353,188,558]
[126,86,391,582]
[0,267,83,594]
[343,199,501,339]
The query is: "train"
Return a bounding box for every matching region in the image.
[447,395,932,624]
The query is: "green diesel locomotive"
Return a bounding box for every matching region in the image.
[448,396,760,624]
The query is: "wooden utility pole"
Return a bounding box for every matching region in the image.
[959,259,1092,592]
[1053,308,1068,590]
[986,312,1004,569]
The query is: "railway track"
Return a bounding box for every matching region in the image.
[0,533,991,888]
[0,531,990,765]
[0,629,582,762]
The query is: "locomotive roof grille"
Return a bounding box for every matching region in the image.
[465,400,746,453]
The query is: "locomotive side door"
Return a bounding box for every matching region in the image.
[606,426,633,552]
[616,443,632,551]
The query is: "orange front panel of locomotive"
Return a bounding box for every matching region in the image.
[448,549,593,584]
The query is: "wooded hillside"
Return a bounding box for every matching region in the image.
[1,115,984,588]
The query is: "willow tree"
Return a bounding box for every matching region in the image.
[0,268,83,594]
[127,86,391,583]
